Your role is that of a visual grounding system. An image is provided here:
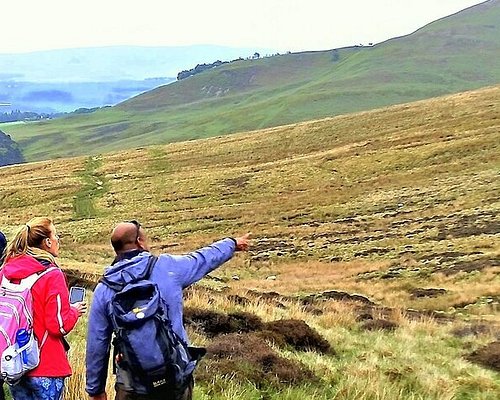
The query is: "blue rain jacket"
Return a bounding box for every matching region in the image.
[85,238,236,396]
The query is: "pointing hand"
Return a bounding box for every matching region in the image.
[235,233,251,251]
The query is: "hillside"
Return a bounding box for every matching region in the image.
[4,0,500,162]
[1,85,499,399]
[0,84,498,305]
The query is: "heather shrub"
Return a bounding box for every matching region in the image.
[196,333,317,387]
[361,319,398,331]
[184,307,264,337]
[263,319,332,354]
[466,341,500,371]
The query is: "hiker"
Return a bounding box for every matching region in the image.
[0,218,86,399]
[85,220,251,400]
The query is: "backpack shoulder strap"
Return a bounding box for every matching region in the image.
[143,255,158,281]
[1,266,58,291]
[100,255,158,292]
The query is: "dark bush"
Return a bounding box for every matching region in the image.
[196,333,316,387]
[263,319,332,354]
[361,319,398,331]
[247,290,283,301]
[466,341,500,371]
[356,312,374,322]
[228,311,265,333]
[409,288,447,298]
[302,304,324,316]
[184,307,263,337]
[227,294,250,305]
[256,329,287,348]
[451,324,491,338]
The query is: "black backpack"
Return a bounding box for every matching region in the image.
[101,256,203,393]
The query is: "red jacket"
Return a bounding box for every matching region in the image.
[1,254,79,377]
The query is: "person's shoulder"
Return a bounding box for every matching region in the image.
[40,264,63,279]
[94,280,112,295]
[152,253,190,275]
[91,282,113,305]
[152,253,173,270]
[33,265,65,292]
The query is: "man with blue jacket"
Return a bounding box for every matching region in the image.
[85,220,250,400]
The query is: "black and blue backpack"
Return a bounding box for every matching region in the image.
[101,256,203,393]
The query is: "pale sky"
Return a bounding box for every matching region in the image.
[1,0,487,54]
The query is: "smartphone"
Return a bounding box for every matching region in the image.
[69,286,86,304]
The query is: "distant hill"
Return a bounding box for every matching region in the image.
[0,78,174,113]
[0,129,24,166]
[4,0,500,161]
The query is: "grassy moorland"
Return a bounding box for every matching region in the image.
[0,85,499,399]
[4,0,500,162]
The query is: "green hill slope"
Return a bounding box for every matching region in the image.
[5,0,500,161]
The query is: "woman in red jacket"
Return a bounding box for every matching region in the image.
[1,217,86,400]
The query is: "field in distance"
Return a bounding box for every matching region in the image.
[0,85,499,399]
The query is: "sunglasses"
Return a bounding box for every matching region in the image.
[127,220,141,242]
